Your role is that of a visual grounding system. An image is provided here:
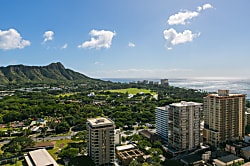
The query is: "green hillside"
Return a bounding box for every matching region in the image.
[0,62,101,84]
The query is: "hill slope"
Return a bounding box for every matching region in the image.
[0,62,100,84]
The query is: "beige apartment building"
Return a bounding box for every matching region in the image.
[168,101,202,152]
[203,90,246,146]
[87,117,115,166]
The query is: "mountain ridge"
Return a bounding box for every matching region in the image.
[0,62,100,84]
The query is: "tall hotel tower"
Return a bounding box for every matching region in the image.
[156,101,202,152]
[203,90,246,146]
[87,117,115,166]
[168,101,202,151]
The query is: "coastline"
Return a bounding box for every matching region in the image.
[102,78,250,99]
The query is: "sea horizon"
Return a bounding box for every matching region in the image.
[102,77,250,99]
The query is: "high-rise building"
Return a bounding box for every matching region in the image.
[160,79,169,86]
[87,117,115,166]
[156,106,169,142]
[245,108,250,127]
[168,101,202,151]
[203,90,246,146]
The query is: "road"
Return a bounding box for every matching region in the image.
[33,135,72,142]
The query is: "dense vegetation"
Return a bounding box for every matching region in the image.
[0,80,207,130]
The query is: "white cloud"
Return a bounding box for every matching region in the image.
[78,29,116,49]
[197,6,202,12]
[43,31,54,43]
[203,3,213,10]
[0,28,31,50]
[197,3,213,11]
[61,43,68,49]
[163,28,200,49]
[128,42,135,47]
[168,11,199,25]
[168,3,213,25]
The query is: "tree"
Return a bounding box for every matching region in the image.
[152,141,162,149]
[58,147,79,159]
[137,140,152,151]
[129,159,140,166]
[121,136,126,143]
[149,148,163,156]
[40,126,48,141]
[56,121,70,134]
[1,136,34,154]
[2,110,21,123]
[72,131,87,141]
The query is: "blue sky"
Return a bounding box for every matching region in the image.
[0,0,250,79]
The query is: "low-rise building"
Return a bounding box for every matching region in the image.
[180,154,203,166]
[30,118,47,126]
[24,149,58,166]
[241,146,250,160]
[116,144,144,166]
[139,130,161,143]
[213,154,244,166]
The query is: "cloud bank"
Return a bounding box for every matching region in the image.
[163,28,200,49]
[0,28,31,50]
[78,29,116,49]
[87,68,192,78]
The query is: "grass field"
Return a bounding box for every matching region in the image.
[48,139,74,160]
[56,92,77,98]
[108,88,156,95]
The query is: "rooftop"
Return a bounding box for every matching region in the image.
[217,154,241,163]
[241,146,250,152]
[170,101,202,107]
[87,117,114,127]
[207,90,245,98]
[208,93,246,97]
[116,146,144,161]
[139,130,154,139]
[180,154,202,165]
[25,149,58,166]
[156,106,166,110]
[116,144,135,152]
[34,141,55,148]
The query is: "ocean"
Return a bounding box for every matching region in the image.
[102,78,250,99]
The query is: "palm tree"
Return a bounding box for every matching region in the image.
[40,126,48,141]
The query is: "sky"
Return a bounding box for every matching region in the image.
[0,0,250,79]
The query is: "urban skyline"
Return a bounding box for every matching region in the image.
[1,1,250,79]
